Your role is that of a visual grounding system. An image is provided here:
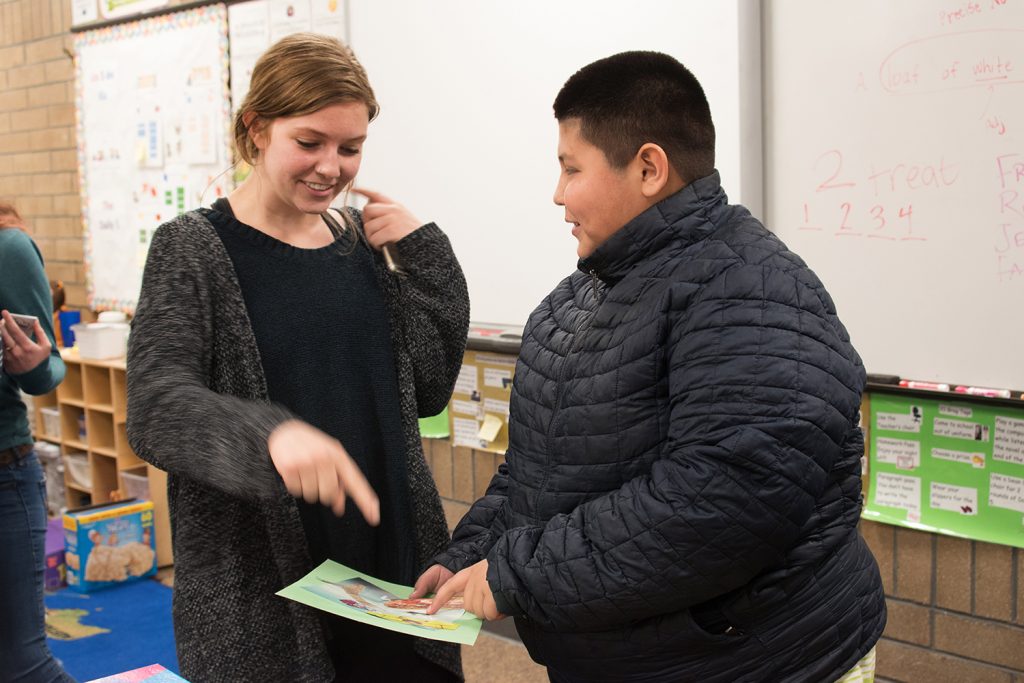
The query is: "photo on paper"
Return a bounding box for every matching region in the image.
[277,560,482,645]
[305,577,466,630]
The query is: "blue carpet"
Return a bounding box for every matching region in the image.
[45,579,179,681]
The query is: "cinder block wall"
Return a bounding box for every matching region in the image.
[423,437,1024,682]
[0,0,86,308]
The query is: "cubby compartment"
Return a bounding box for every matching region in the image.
[64,451,91,489]
[120,468,150,501]
[57,361,84,404]
[64,487,90,509]
[33,391,59,440]
[86,409,116,455]
[61,405,87,450]
[89,453,119,503]
[83,364,114,411]
[39,406,62,440]
[112,368,127,422]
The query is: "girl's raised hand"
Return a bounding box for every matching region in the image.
[351,188,424,249]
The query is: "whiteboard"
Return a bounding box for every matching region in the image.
[765,0,1024,390]
[75,5,232,311]
[349,0,762,326]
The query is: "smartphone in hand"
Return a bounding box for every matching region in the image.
[9,313,39,339]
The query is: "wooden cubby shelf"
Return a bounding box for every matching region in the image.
[32,348,172,567]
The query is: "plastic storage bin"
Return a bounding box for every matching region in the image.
[70,322,129,359]
[40,407,61,439]
[35,442,67,515]
[120,470,150,501]
[64,452,91,489]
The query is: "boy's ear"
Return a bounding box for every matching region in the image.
[635,143,682,199]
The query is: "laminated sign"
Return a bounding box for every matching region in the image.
[864,394,1024,548]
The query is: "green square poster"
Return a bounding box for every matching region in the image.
[865,394,1024,548]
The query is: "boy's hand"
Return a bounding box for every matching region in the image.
[351,188,423,249]
[410,564,454,600]
[1,310,52,375]
[427,559,504,621]
[267,420,380,524]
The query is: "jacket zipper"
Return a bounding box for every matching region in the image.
[539,270,604,494]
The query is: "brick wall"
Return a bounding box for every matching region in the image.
[0,0,86,308]
[423,436,1024,682]
[863,521,1024,682]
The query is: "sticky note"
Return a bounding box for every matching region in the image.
[477,414,504,443]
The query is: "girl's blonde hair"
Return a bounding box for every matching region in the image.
[233,32,379,165]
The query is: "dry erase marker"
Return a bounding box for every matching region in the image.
[899,380,950,391]
[954,385,1011,398]
[381,245,405,274]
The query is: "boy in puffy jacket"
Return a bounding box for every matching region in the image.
[419,51,886,683]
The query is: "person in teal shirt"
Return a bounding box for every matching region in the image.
[0,201,74,683]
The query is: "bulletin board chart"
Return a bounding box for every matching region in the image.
[74,4,232,312]
[864,393,1024,548]
[228,0,348,115]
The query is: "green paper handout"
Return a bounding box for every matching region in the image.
[277,559,483,645]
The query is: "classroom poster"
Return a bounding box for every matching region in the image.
[227,0,348,113]
[448,347,515,454]
[864,394,1024,548]
[75,5,232,311]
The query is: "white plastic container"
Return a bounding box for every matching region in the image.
[97,311,127,323]
[71,323,129,359]
[36,442,66,515]
[40,407,61,439]
[120,470,150,501]
[64,452,91,489]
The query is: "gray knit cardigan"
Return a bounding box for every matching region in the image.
[126,209,469,682]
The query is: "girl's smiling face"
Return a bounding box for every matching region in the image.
[250,101,370,220]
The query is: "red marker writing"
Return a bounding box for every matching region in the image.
[954,385,1011,399]
[899,380,950,391]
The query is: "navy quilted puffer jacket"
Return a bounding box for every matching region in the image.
[435,172,886,682]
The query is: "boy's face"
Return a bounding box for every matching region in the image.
[554,119,653,259]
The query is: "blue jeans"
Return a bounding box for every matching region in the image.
[0,450,77,683]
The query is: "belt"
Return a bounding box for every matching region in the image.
[0,443,33,466]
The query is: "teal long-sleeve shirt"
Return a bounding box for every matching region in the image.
[0,227,65,451]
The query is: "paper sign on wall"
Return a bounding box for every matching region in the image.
[865,393,1024,548]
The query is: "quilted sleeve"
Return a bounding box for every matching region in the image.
[486,263,865,630]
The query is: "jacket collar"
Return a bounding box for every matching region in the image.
[578,171,727,284]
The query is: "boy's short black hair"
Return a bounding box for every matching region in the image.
[553,51,715,183]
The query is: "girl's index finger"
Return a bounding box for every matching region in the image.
[350,187,391,205]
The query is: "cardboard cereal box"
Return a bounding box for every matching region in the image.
[63,499,157,592]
